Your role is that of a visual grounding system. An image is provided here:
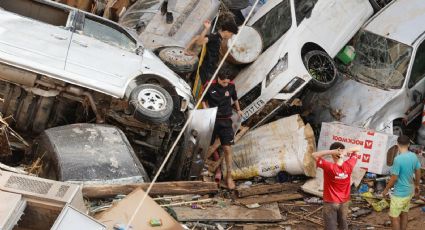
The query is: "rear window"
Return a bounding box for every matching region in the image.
[0,0,69,27]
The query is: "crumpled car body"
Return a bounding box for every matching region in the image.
[32,124,150,184]
[0,0,213,180]
[119,0,220,51]
[0,0,193,109]
[235,0,374,128]
[304,0,425,135]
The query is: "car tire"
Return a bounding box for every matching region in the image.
[393,119,406,136]
[129,84,174,124]
[369,0,392,12]
[159,47,199,74]
[303,50,337,92]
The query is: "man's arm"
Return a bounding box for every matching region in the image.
[202,101,208,108]
[234,100,243,117]
[312,149,340,161]
[383,174,398,196]
[415,168,421,197]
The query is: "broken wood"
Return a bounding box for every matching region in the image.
[287,210,324,226]
[237,193,303,205]
[159,198,212,207]
[82,181,218,199]
[236,183,300,198]
[0,163,29,175]
[174,202,282,222]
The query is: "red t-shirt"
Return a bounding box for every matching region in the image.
[316,154,358,203]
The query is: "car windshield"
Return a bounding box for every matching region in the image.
[252,0,292,50]
[119,0,160,33]
[349,30,413,89]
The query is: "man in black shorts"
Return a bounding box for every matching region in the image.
[202,70,243,189]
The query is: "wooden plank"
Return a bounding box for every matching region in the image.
[237,193,303,206]
[173,202,282,222]
[82,181,218,199]
[236,183,300,198]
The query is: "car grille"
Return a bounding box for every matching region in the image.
[239,83,262,110]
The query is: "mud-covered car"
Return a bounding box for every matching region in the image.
[31,124,150,184]
[0,0,212,179]
[304,0,425,136]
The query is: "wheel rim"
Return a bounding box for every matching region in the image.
[137,88,167,111]
[307,53,335,84]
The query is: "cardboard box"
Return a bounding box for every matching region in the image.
[318,122,398,175]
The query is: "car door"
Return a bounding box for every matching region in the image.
[65,13,142,90]
[406,39,425,123]
[0,4,72,70]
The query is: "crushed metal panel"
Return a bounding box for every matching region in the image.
[51,204,106,230]
[39,123,149,183]
[0,171,85,209]
[178,108,217,179]
[365,0,425,45]
[230,114,316,180]
[0,191,26,230]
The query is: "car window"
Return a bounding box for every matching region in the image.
[408,41,425,88]
[82,17,137,51]
[294,0,317,25]
[0,0,70,27]
[252,0,292,50]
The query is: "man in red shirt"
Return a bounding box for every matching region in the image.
[312,142,360,230]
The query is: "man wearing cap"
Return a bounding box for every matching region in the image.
[202,69,243,189]
[383,135,421,230]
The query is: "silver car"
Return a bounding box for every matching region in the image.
[304,0,425,136]
[0,0,193,125]
[0,0,216,179]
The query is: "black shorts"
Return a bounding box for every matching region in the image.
[211,119,234,146]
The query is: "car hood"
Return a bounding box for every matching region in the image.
[307,76,398,127]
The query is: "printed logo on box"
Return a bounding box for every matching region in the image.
[364,140,373,149]
[362,154,371,163]
[367,131,375,136]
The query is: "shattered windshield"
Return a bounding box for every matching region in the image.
[252,0,292,50]
[349,30,412,89]
[119,0,160,32]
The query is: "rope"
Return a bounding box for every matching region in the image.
[126,0,261,227]
[192,43,207,102]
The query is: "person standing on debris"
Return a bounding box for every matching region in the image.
[382,135,421,230]
[202,68,243,190]
[186,19,239,100]
[312,142,360,230]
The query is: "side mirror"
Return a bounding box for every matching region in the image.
[136,46,144,56]
[413,90,422,104]
[302,2,315,19]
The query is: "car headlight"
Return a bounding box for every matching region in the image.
[280,77,305,93]
[266,53,288,87]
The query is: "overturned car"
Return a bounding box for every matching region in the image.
[0,0,212,179]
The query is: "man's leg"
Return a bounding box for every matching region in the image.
[223,145,235,189]
[336,202,349,230]
[400,212,408,230]
[391,216,401,230]
[206,137,221,159]
[323,202,338,230]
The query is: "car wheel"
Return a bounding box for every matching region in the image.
[129,84,174,124]
[159,47,199,74]
[393,120,405,137]
[303,50,337,92]
[369,0,393,12]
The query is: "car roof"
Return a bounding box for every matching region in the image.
[364,0,425,45]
